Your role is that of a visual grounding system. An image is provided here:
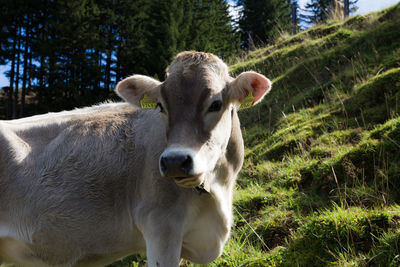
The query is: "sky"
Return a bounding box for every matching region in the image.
[298,0,400,15]
[1,0,399,88]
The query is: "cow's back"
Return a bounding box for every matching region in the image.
[0,103,165,266]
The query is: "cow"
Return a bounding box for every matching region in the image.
[0,51,271,267]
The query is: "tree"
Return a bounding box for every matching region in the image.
[116,0,239,79]
[145,0,190,78]
[302,0,358,24]
[115,0,154,79]
[188,0,239,59]
[0,0,240,118]
[20,12,32,117]
[238,0,291,48]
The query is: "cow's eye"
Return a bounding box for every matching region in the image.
[156,102,164,113]
[208,100,222,112]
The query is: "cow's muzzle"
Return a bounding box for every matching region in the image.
[159,153,193,178]
[159,147,204,188]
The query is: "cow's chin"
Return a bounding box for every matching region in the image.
[174,174,204,188]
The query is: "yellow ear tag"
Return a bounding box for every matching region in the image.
[239,92,254,110]
[140,94,157,109]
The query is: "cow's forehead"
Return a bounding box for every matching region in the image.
[166,51,229,78]
[163,65,228,102]
[160,74,201,110]
[160,52,230,110]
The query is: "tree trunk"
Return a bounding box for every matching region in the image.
[94,49,100,91]
[105,34,112,93]
[48,55,54,90]
[39,23,47,99]
[7,27,18,120]
[39,55,45,89]
[116,47,120,84]
[28,42,32,89]
[344,0,349,18]
[20,15,31,118]
[247,31,254,52]
[291,4,297,35]
[13,27,22,119]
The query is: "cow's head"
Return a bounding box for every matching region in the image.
[116,52,271,189]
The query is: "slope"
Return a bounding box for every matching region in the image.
[214,3,400,266]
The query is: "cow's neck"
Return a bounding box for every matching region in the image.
[205,108,244,222]
[226,108,245,180]
[214,108,244,188]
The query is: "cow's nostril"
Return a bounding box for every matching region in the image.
[160,153,193,177]
[160,156,168,173]
[181,155,193,174]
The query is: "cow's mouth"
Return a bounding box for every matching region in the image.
[174,174,203,188]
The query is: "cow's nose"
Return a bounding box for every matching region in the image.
[160,154,193,178]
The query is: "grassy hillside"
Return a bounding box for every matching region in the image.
[215,3,400,266]
[110,4,400,266]
[109,3,400,267]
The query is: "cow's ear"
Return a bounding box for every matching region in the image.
[229,71,272,110]
[115,75,161,109]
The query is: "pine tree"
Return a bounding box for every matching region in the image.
[144,0,194,78]
[116,0,239,79]
[238,0,291,48]
[20,11,33,117]
[302,0,358,24]
[0,0,240,117]
[188,0,239,59]
[0,0,12,65]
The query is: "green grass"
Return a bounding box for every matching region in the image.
[215,3,400,266]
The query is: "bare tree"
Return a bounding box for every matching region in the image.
[344,0,350,18]
[291,3,297,35]
[329,0,344,20]
[13,27,21,119]
[7,27,18,120]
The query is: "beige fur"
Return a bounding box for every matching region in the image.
[116,75,161,107]
[0,51,272,267]
[229,71,272,106]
